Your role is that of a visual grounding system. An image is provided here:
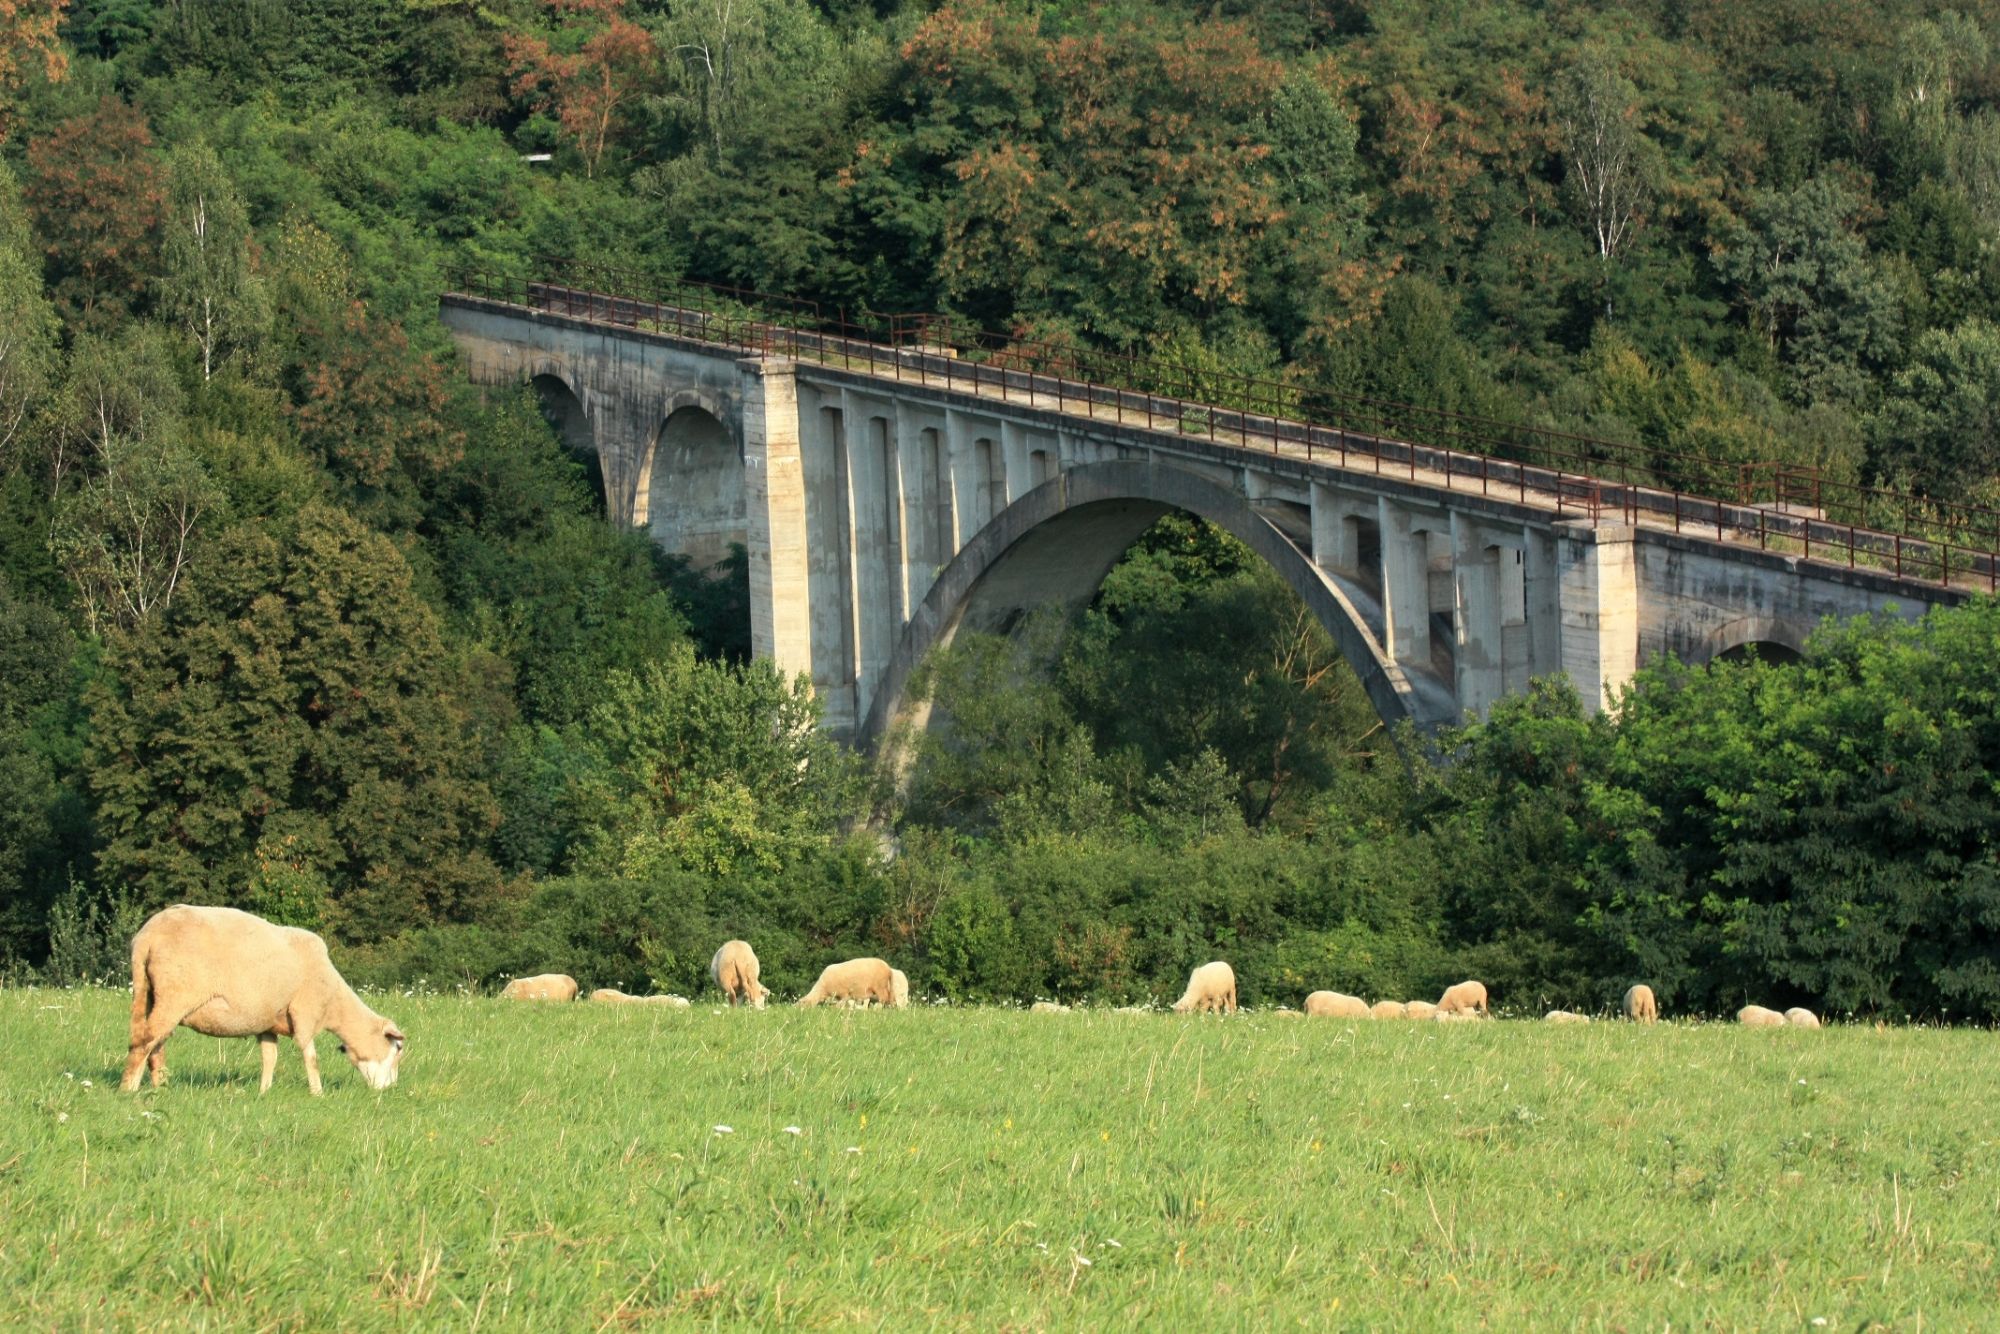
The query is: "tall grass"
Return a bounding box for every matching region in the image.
[3,989,1994,1328]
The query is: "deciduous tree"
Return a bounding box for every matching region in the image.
[24,97,163,329]
[506,0,659,176]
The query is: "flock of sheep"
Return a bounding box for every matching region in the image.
[113,905,1826,1097]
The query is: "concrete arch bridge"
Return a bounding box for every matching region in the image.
[440,272,1986,744]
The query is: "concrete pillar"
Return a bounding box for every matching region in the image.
[1556,522,1640,714]
[1311,482,1360,573]
[1378,498,1430,667]
[740,358,811,681]
[1522,526,1560,680]
[590,394,648,530]
[1452,511,1503,718]
[1001,421,1028,507]
[843,392,897,715]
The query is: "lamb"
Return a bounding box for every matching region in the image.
[120,905,404,1096]
[1437,980,1489,1017]
[1403,1000,1439,1020]
[1784,1007,1822,1029]
[1544,1010,1590,1025]
[1170,961,1237,1014]
[709,940,770,1009]
[500,974,578,1002]
[890,968,910,1009]
[1371,1000,1409,1020]
[1737,1004,1786,1027]
[1029,1000,1071,1014]
[1304,990,1370,1018]
[1623,984,1659,1024]
[796,958,898,1008]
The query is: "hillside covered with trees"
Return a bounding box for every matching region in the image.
[2,0,1998,1019]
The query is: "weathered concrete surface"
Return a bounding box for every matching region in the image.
[440,294,1966,744]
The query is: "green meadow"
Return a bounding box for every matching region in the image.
[2,988,1996,1330]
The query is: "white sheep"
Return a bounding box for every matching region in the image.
[1544,1010,1590,1025]
[709,940,770,1009]
[500,973,578,1002]
[1304,990,1370,1018]
[1029,1000,1070,1014]
[1737,1005,1786,1027]
[1784,1007,1821,1029]
[120,905,404,1096]
[1171,961,1238,1014]
[1403,1000,1439,1020]
[1371,1000,1409,1020]
[1437,980,1489,1017]
[1622,984,1659,1024]
[797,958,898,1008]
[889,968,911,1008]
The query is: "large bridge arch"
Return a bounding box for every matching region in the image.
[858,458,1457,749]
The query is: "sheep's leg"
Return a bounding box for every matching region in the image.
[297,1034,323,1096]
[258,1033,279,1093]
[122,1007,193,1092]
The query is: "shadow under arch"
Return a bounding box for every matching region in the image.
[1698,614,1811,667]
[530,372,605,515]
[857,458,1459,752]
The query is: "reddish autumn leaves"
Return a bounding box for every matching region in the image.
[25,96,162,329]
[506,0,660,176]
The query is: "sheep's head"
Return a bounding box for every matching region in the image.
[751,981,770,1010]
[337,1018,406,1090]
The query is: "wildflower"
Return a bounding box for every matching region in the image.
[713,1125,734,1136]
[859,1114,868,1129]
[1104,1239,1122,1249]
[1073,1254,1093,1267]
[79,1080,92,1089]
[63,1072,73,1081]
[783,1126,803,1136]
[845,1146,862,1155]
[57,1113,67,1124]
[1100,1132,1110,1142]
[1811,1321,1827,1328]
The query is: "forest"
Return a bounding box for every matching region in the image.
[2,0,1998,1019]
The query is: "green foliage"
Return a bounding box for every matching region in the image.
[87,503,504,940]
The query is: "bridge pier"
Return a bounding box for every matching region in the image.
[741,358,814,682]
[1557,522,1640,713]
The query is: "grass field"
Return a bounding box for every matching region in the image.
[3,988,1996,1330]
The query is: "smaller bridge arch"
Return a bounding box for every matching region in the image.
[860,459,1458,749]
[529,371,606,513]
[1699,614,1812,666]
[637,390,744,572]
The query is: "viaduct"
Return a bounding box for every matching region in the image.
[440,277,1975,745]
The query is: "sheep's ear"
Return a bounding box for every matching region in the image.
[385,1025,406,1046]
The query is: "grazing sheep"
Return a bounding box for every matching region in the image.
[1622,984,1659,1024]
[889,968,911,1008]
[1544,1010,1590,1025]
[1737,1005,1786,1027]
[1304,990,1370,1018]
[709,940,770,1009]
[1170,961,1238,1014]
[1029,1000,1070,1014]
[120,905,404,1096]
[797,958,897,1008]
[1371,1000,1409,1020]
[1784,1007,1822,1029]
[589,989,689,1007]
[500,974,578,1002]
[1404,1000,1439,1020]
[1437,980,1489,1017]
